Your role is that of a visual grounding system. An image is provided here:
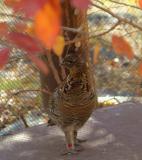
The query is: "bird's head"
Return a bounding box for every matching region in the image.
[61,54,84,69]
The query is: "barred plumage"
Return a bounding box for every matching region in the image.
[47,54,97,154]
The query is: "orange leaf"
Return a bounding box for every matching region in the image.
[93,43,101,64]
[4,0,20,7]
[0,23,8,36]
[27,54,48,75]
[34,0,61,49]
[0,48,10,69]
[138,62,142,77]
[53,36,65,56]
[25,23,35,35]
[112,35,134,60]
[138,0,142,8]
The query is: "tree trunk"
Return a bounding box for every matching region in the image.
[40,0,98,110]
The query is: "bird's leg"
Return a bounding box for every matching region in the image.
[74,130,87,144]
[62,127,78,155]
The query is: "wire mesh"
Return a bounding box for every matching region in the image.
[0,0,142,138]
[0,53,48,136]
[0,1,48,137]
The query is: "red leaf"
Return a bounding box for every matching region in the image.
[4,0,47,17]
[0,48,10,69]
[35,0,61,49]
[0,23,8,36]
[112,35,134,60]
[71,0,91,10]
[27,54,48,75]
[14,23,28,33]
[14,23,34,35]
[8,32,42,53]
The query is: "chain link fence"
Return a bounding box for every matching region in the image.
[0,1,142,137]
[0,1,48,137]
[0,51,48,136]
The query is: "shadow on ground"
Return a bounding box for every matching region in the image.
[0,102,142,160]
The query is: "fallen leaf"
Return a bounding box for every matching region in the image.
[70,0,91,10]
[53,35,65,56]
[0,48,10,69]
[112,35,134,60]
[34,0,61,49]
[8,32,42,53]
[27,54,48,75]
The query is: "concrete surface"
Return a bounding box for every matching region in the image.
[0,102,142,160]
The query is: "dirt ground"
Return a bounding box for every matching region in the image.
[0,102,142,160]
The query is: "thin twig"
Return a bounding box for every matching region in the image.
[90,20,121,38]
[62,26,86,34]
[12,89,51,95]
[0,12,87,35]
[65,21,121,45]
[4,89,51,107]
[46,52,61,84]
[59,57,66,80]
[92,3,142,31]
[123,30,139,37]
[0,12,32,22]
[107,0,142,11]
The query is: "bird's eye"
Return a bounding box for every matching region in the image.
[67,60,73,64]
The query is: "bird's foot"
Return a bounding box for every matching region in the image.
[61,143,84,156]
[61,149,79,156]
[75,143,84,152]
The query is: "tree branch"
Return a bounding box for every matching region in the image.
[92,3,142,31]
[107,0,141,11]
[4,89,51,107]
[90,20,121,38]
[65,21,120,45]
[12,89,51,96]
[46,52,61,84]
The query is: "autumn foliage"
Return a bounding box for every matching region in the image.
[34,0,61,49]
[0,48,10,69]
[112,35,134,60]
[0,0,142,75]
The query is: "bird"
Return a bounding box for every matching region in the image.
[47,54,97,155]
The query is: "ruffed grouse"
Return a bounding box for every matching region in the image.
[47,54,97,154]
